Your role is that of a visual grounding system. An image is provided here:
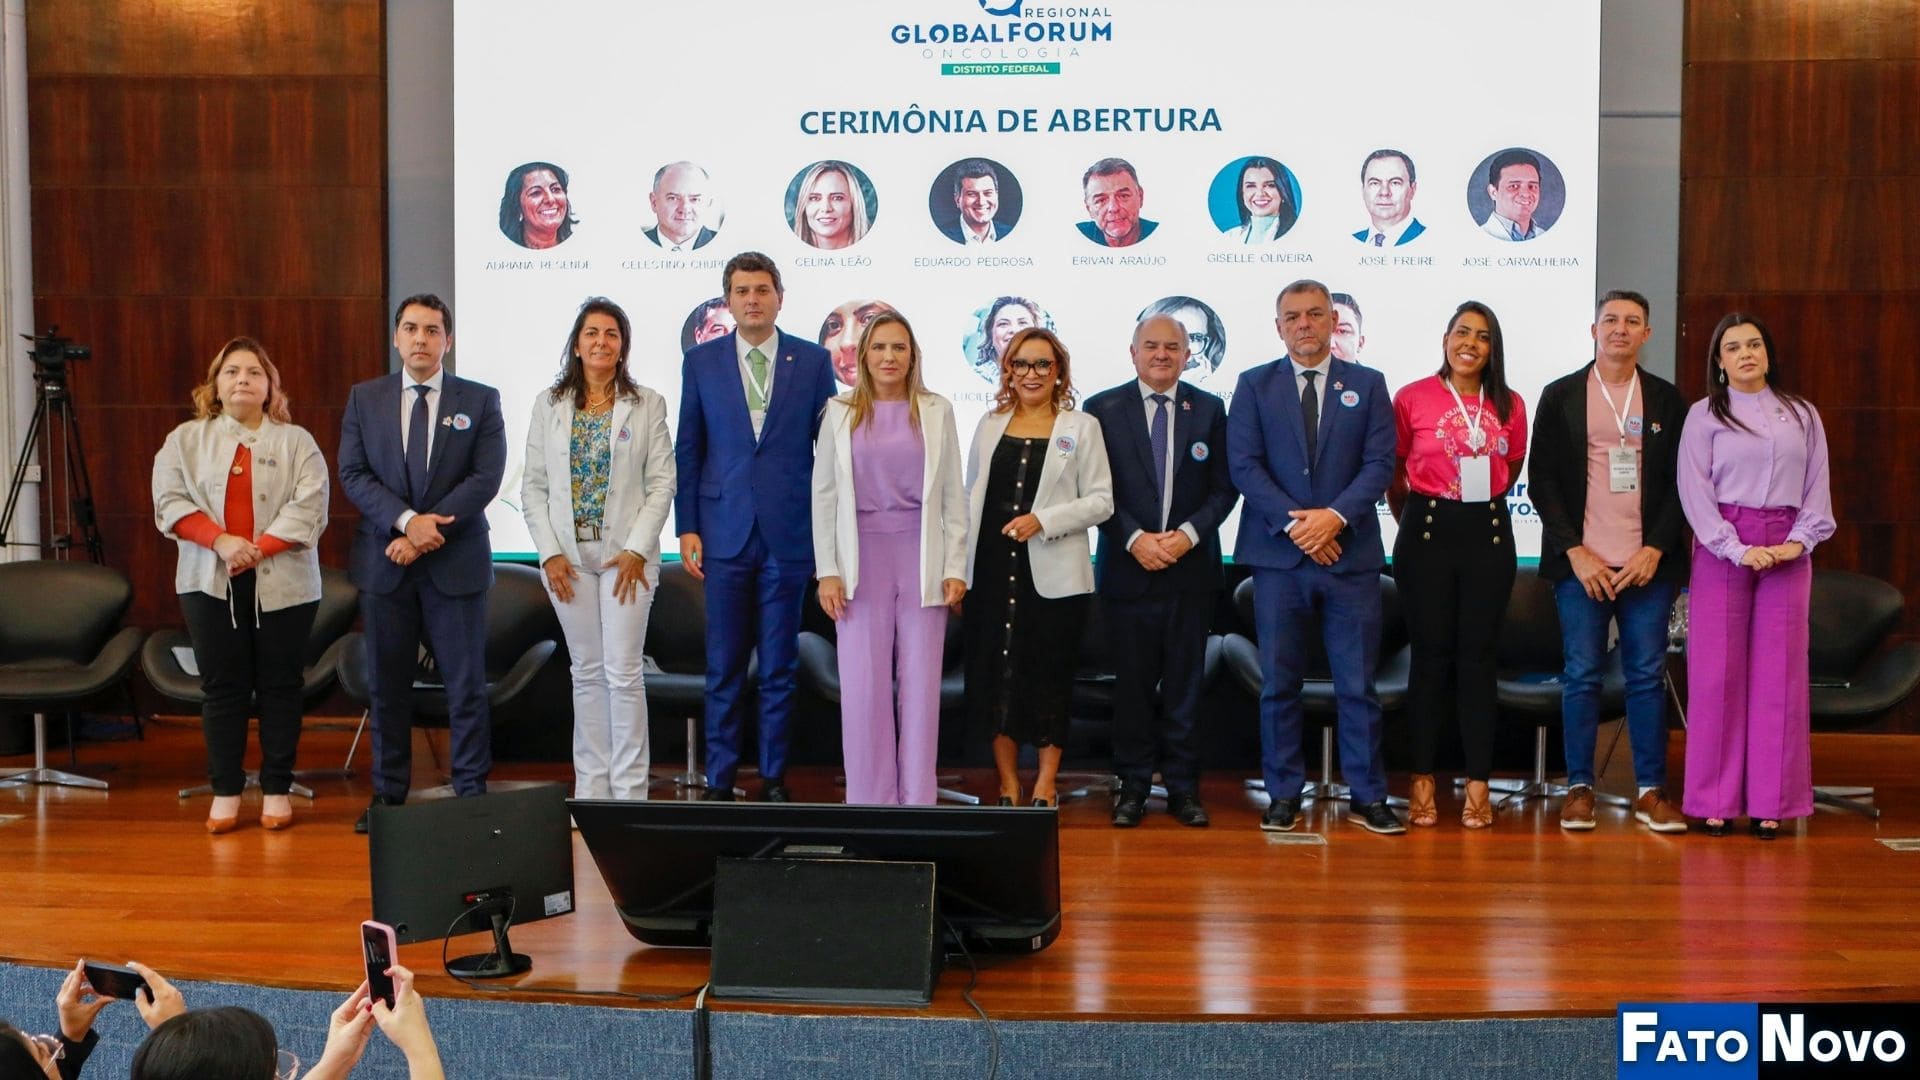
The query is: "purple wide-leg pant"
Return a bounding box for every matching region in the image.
[837,526,946,805]
[1682,504,1814,821]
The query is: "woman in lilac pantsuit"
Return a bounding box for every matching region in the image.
[1677,313,1835,839]
[812,313,969,804]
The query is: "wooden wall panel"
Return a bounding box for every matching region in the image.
[1681,61,1920,178]
[28,1,383,77]
[29,78,385,188]
[1678,178,1920,293]
[1683,1,1920,730]
[25,0,385,637]
[1687,0,1920,62]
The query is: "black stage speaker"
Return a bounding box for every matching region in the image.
[708,856,940,1006]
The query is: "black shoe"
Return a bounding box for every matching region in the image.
[995,796,1015,807]
[1030,795,1056,809]
[1350,800,1406,835]
[1260,798,1300,832]
[354,795,404,834]
[1111,790,1146,828]
[702,787,735,802]
[1703,818,1730,837]
[1167,792,1210,828]
[762,780,791,803]
[1750,819,1779,841]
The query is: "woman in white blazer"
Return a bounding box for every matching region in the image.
[812,313,968,805]
[963,327,1114,806]
[521,297,675,800]
[151,337,328,833]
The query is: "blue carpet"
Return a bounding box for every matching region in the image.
[2,961,1611,1078]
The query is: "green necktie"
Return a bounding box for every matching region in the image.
[746,347,769,411]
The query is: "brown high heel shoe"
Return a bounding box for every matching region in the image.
[1461,780,1494,829]
[259,794,294,831]
[1407,773,1438,828]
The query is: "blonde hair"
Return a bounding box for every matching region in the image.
[845,312,926,433]
[992,327,1077,414]
[793,161,870,247]
[191,336,291,423]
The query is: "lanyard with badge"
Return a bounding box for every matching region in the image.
[1595,369,1640,493]
[1443,375,1493,502]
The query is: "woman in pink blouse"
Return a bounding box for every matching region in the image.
[1678,313,1834,839]
[1389,301,1528,828]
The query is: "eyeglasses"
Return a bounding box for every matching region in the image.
[277,1048,301,1080]
[27,1033,65,1065]
[1007,359,1055,376]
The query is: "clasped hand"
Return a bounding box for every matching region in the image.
[1740,541,1804,572]
[1131,529,1194,571]
[1287,508,1344,566]
[212,533,262,576]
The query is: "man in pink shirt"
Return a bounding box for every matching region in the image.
[1526,290,1691,833]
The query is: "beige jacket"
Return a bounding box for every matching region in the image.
[151,414,328,611]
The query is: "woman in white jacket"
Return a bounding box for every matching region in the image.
[151,337,328,833]
[813,313,968,804]
[521,297,675,799]
[963,327,1114,806]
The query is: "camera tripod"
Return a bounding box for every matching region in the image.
[1,337,104,563]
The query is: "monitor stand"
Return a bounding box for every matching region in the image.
[448,900,532,979]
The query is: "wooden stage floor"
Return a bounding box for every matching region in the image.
[7,718,1920,1023]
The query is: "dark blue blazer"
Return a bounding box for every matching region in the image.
[1352,218,1426,245]
[673,330,835,563]
[1085,380,1238,599]
[1226,357,1394,574]
[337,371,506,597]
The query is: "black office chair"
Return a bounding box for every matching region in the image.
[0,561,145,791]
[1219,574,1409,805]
[142,566,360,800]
[1486,567,1630,807]
[796,605,977,804]
[1805,569,1920,818]
[643,561,732,793]
[335,563,559,790]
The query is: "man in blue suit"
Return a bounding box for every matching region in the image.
[1226,279,1402,835]
[1086,315,1238,829]
[676,252,835,802]
[338,294,507,831]
[1350,149,1426,248]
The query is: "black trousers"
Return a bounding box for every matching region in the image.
[1105,584,1214,796]
[1392,497,1515,780]
[179,572,318,796]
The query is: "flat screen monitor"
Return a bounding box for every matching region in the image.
[369,784,576,952]
[569,800,1061,954]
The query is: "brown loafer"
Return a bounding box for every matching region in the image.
[1461,780,1494,829]
[1407,773,1438,828]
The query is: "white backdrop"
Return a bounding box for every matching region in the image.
[455,0,1600,560]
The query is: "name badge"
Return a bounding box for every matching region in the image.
[1458,455,1492,503]
[1608,445,1639,493]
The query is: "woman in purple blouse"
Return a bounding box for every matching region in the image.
[1677,314,1835,839]
[811,313,970,804]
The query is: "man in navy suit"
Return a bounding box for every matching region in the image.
[643,161,718,253]
[1086,315,1238,829]
[675,252,835,802]
[1227,279,1402,835]
[338,294,507,831]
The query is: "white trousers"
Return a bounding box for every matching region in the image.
[546,539,657,799]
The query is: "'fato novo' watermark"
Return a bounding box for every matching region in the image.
[1618,1003,1915,1077]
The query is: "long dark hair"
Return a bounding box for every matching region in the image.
[1235,156,1295,230]
[0,1022,47,1076]
[1705,312,1812,432]
[548,296,640,407]
[131,1007,279,1080]
[1434,300,1516,425]
[497,161,578,246]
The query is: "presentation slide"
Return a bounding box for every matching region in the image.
[455,0,1600,561]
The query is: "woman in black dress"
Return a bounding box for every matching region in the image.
[962,328,1114,806]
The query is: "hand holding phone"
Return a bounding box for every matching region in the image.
[361,921,398,1009]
